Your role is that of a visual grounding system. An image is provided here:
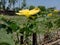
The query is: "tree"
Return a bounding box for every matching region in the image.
[0,0,6,10]
[38,6,46,11]
[21,0,26,9]
[0,0,2,9]
[47,7,56,13]
[29,5,35,10]
[8,0,17,10]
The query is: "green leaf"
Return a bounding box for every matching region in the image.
[9,22,19,31]
[45,21,53,29]
[0,24,6,28]
[54,18,60,28]
[0,42,10,45]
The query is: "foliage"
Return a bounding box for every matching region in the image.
[0,6,60,45]
[0,42,10,45]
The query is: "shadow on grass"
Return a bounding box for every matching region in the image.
[0,42,10,45]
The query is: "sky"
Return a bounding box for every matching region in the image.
[26,0,60,10]
[17,0,60,10]
[7,0,60,10]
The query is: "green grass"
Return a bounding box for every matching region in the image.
[0,29,15,45]
[0,15,27,45]
[0,15,60,45]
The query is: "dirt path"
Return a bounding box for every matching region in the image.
[44,39,60,45]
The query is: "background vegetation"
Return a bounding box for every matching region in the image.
[0,0,60,45]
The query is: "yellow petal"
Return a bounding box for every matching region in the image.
[47,13,52,17]
[54,10,59,12]
[29,8,40,15]
[18,9,30,17]
[16,13,22,15]
[16,7,40,18]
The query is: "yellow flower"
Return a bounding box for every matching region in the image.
[29,8,40,15]
[16,7,40,18]
[47,13,52,17]
[53,10,59,13]
[16,9,30,17]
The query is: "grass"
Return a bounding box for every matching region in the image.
[0,15,27,45]
[0,15,60,45]
[0,29,15,45]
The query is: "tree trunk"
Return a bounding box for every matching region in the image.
[20,35,24,45]
[13,3,15,10]
[20,32,24,45]
[3,5,5,10]
[2,0,5,10]
[33,33,37,45]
